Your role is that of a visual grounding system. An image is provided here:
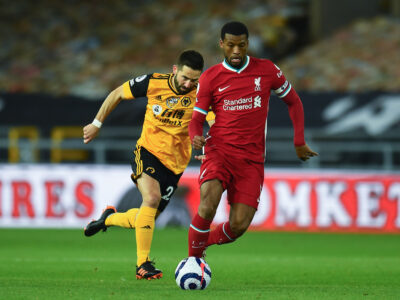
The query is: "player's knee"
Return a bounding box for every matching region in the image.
[198,181,223,219]
[229,221,248,237]
[198,194,219,219]
[141,191,161,208]
[198,200,218,220]
[230,217,251,237]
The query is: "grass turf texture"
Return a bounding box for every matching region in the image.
[1,228,399,300]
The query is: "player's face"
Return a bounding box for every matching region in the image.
[220,33,249,68]
[173,65,201,94]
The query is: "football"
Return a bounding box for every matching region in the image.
[175,256,212,290]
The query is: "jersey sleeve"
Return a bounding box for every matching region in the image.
[189,74,213,140]
[270,62,305,146]
[193,74,212,116]
[122,74,152,99]
[270,63,292,99]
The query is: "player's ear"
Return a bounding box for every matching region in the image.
[219,39,224,49]
[172,65,178,75]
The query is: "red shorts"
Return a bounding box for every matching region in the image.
[198,150,264,209]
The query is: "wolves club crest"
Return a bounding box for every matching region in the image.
[181,97,191,107]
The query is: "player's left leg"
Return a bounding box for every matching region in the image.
[129,145,182,279]
[206,202,256,247]
[134,161,181,280]
[228,202,256,237]
[135,173,162,279]
[206,158,263,248]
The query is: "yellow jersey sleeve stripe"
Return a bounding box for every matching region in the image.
[122,81,134,99]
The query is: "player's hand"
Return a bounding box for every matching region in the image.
[192,135,206,150]
[83,124,100,144]
[295,144,319,161]
[194,155,206,163]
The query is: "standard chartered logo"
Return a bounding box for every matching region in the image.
[223,95,262,111]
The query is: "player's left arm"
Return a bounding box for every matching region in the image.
[271,64,318,161]
[280,88,318,161]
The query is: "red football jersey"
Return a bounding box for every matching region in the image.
[194,56,293,162]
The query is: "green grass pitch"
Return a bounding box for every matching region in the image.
[1,228,399,299]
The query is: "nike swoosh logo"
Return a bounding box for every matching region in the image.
[218,85,230,92]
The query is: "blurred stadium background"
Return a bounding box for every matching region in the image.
[0,0,399,232]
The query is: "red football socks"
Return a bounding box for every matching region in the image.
[188,213,212,258]
[206,222,236,247]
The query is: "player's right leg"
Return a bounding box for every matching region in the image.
[188,150,230,258]
[188,179,224,258]
[105,208,139,228]
[84,206,117,237]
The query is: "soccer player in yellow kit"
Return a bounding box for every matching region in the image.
[83,50,214,280]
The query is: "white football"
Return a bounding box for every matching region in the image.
[175,256,212,290]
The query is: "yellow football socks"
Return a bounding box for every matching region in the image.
[105,208,139,228]
[135,206,157,266]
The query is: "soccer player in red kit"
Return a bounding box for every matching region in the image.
[188,21,318,258]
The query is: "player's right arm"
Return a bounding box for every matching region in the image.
[83,85,125,144]
[83,74,151,144]
[189,76,212,150]
[190,110,207,150]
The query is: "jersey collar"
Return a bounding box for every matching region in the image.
[222,56,250,73]
[168,73,181,95]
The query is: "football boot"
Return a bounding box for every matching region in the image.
[84,206,116,237]
[136,260,163,280]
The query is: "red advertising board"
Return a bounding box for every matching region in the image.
[0,165,399,232]
[181,171,400,233]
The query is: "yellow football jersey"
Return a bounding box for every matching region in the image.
[122,73,213,174]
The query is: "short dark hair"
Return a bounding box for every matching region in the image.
[220,21,249,40]
[177,50,204,71]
